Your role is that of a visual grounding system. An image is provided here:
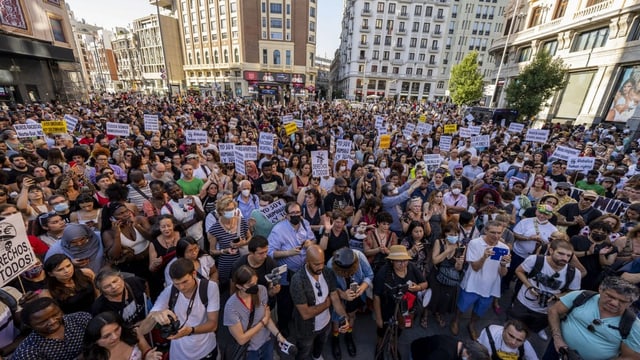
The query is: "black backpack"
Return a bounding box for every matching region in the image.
[484,325,525,360]
[513,255,576,301]
[564,290,636,340]
[0,288,17,332]
[168,279,210,311]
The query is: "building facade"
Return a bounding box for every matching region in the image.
[111,27,143,92]
[0,0,85,104]
[488,0,640,125]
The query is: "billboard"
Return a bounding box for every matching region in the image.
[604,65,640,122]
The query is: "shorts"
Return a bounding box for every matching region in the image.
[456,289,492,316]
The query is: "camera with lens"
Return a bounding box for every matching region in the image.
[157,315,181,339]
[537,289,556,307]
[265,264,287,286]
[532,272,561,290]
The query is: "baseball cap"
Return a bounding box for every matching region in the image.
[556,182,572,190]
[454,163,463,169]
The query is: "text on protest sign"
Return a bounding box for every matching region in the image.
[0,213,37,286]
[284,122,297,135]
[236,145,258,161]
[416,122,432,135]
[439,135,452,152]
[375,116,385,130]
[551,146,581,161]
[294,119,304,129]
[143,114,159,132]
[235,151,246,175]
[458,127,471,138]
[259,199,287,224]
[258,132,275,155]
[379,134,391,149]
[465,114,475,122]
[419,114,427,123]
[335,139,352,161]
[64,114,78,133]
[525,129,549,143]
[185,130,208,144]
[403,123,416,139]
[568,187,628,217]
[471,135,490,148]
[469,125,481,135]
[41,120,67,134]
[14,124,43,138]
[219,143,236,164]
[228,118,238,128]
[317,115,323,127]
[423,154,442,166]
[281,114,293,124]
[508,122,525,133]
[311,150,330,177]
[567,156,595,172]
[106,122,131,137]
[444,124,458,134]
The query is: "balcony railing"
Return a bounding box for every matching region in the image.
[573,0,613,20]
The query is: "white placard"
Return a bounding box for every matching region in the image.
[423,154,442,166]
[64,114,78,133]
[236,145,258,161]
[465,114,474,122]
[567,157,595,172]
[317,115,323,127]
[235,151,246,175]
[439,135,452,152]
[469,125,481,135]
[375,116,384,130]
[106,122,130,137]
[258,132,275,155]
[281,115,293,124]
[551,146,581,161]
[229,117,238,128]
[525,129,549,143]
[259,199,287,224]
[294,119,304,129]
[416,122,432,135]
[377,127,388,135]
[0,213,37,286]
[508,122,525,133]
[471,135,490,148]
[219,143,236,164]
[311,150,330,177]
[403,123,416,139]
[13,124,43,138]
[144,114,159,132]
[335,139,352,161]
[459,127,471,138]
[185,130,208,144]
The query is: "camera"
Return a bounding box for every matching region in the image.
[279,340,298,357]
[157,315,181,338]
[265,264,287,286]
[532,273,561,291]
[537,289,556,308]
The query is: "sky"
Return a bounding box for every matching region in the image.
[64,0,343,58]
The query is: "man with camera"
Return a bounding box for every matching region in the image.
[232,235,281,307]
[477,319,537,360]
[139,258,220,360]
[509,239,581,341]
[544,276,640,360]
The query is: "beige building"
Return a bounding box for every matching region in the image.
[112,27,143,92]
[0,0,85,104]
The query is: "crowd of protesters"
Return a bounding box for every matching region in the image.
[0,94,639,360]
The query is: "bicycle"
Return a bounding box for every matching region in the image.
[375,283,409,360]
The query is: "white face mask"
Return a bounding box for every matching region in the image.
[451,188,461,195]
[380,162,387,168]
[391,188,399,195]
[241,189,251,197]
[339,166,346,172]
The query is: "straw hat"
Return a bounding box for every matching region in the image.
[386,245,412,261]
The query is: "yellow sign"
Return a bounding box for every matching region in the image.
[284,122,298,135]
[379,134,391,149]
[444,124,457,134]
[419,114,427,122]
[41,120,67,134]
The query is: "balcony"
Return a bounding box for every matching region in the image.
[361,26,370,32]
[573,0,613,20]
[397,28,407,34]
[426,61,437,67]
[361,9,372,16]
[393,44,404,50]
[429,46,440,52]
[433,31,442,36]
[435,15,445,22]
[398,12,409,19]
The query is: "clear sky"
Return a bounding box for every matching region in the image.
[65,0,342,58]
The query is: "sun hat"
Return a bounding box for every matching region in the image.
[386,245,412,261]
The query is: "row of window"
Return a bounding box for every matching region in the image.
[363,2,445,18]
[356,79,444,94]
[261,49,292,65]
[181,0,236,15]
[261,2,316,18]
[515,26,609,63]
[186,48,239,65]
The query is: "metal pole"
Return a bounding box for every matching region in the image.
[156,2,171,96]
[489,0,522,107]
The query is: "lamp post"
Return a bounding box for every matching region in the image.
[155,2,171,96]
[489,0,522,108]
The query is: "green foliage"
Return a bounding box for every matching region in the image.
[449,51,484,107]
[505,51,567,121]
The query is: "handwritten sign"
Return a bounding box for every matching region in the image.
[525,129,549,143]
[311,150,330,177]
[259,199,287,224]
[41,120,67,134]
[294,119,304,129]
[423,154,442,166]
[569,187,629,217]
[14,124,43,138]
[316,115,323,127]
[403,123,416,139]
[185,130,208,144]
[64,114,78,133]
[335,139,352,161]
[444,124,457,134]
[259,132,275,155]
[439,136,452,152]
[551,146,581,161]
[419,114,427,122]
[471,135,490,148]
[508,122,525,133]
[567,157,595,172]
[143,114,159,132]
[459,127,471,138]
[0,213,37,286]
[219,143,235,164]
[106,122,130,137]
[416,122,432,135]
[281,114,293,124]
[228,118,238,128]
[235,151,246,175]
[236,145,258,161]
[379,134,391,149]
[284,122,297,135]
[469,125,481,135]
[465,114,475,122]
[375,115,385,130]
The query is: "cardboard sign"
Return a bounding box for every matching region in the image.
[13,124,43,138]
[41,120,67,134]
[459,127,471,138]
[335,139,352,161]
[469,125,481,135]
[144,114,159,132]
[284,122,297,135]
[423,154,442,166]
[465,114,475,122]
[375,115,385,130]
[508,123,525,133]
[236,145,258,161]
[525,129,549,143]
[259,199,287,224]
[379,134,391,149]
[471,135,490,148]
[439,135,452,152]
[228,117,238,128]
[551,146,581,161]
[416,122,432,135]
[64,114,78,133]
[185,130,208,144]
[258,132,275,155]
[235,151,246,175]
[281,114,293,124]
[0,213,37,286]
[106,122,130,137]
[403,123,416,139]
[567,157,595,172]
[419,114,427,122]
[444,124,457,134]
[219,143,236,164]
[294,119,304,129]
[311,150,330,177]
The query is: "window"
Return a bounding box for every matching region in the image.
[406,67,413,75]
[437,81,445,89]
[270,3,282,13]
[273,50,281,64]
[361,34,367,44]
[399,22,406,32]
[310,52,314,67]
[381,66,388,73]
[205,51,209,64]
[310,22,315,32]
[261,2,266,12]
[429,55,436,64]
[215,50,220,63]
[426,69,432,76]
[420,39,428,48]
[310,7,316,17]
[262,17,267,27]
[388,3,396,13]
[412,22,420,32]
[553,0,568,20]
[377,2,385,12]
[437,9,444,18]
[285,50,291,65]
[409,52,415,60]
[571,27,609,52]
[383,51,390,60]
[414,5,422,15]
[286,19,291,29]
[396,38,403,47]
[432,40,438,50]
[517,47,532,62]
[372,50,379,59]
[387,20,394,30]
[542,40,558,55]
[410,38,417,47]
[286,4,290,14]
[393,67,399,74]
[425,6,433,17]
[374,35,381,45]
[375,19,383,29]
[385,36,392,45]
[416,68,423,75]
[529,7,543,27]
[371,65,378,73]
[219,4,226,15]
[629,17,640,41]
[230,2,237,13]
[423,22,430,33]
[271,18,282,28]
[423,83,431,93]
[364,2,370,11]
[395,52,401,59]
[234,49,239,62]
[270,31,282,39]
[224,49,229,62]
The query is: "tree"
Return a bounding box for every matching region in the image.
[449,51,484,108]
[505,51,567,121]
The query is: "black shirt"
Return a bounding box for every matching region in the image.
[411,335,461,360]
[571,235,618,291]
[91,276,148,325]
[558,203,602,237]
[373,262,426,322]
[253,175,284,195]
[325,229,350,264]
[323,192,354,215]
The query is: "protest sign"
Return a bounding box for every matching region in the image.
[281,114,293,124]
[106,122,130,137]
[335,139,352,161]
[0,213,37,286]
[403,123,416,139]
[419,114,427,122]
[185,130,208,144]
[64,114,78,133]
[259,199,287,224]
[469,125,481,135]
[567,157,595,172]
[236,145,258,161]
[459,127,471,138]
[235,151,246,175]
[471,135,490,148]
[311,150,330,177]
[375,115,385,130]
[568,187,628,217]
[508,122,525,133]
[284,122,297,135]
[219,143,235,164]
[379,134,391,149]
[550,146,581,161]
[258,132,275,155]
[465,114,474,122]
[444,124,457,134]
[228,118,238,128]
[525,129,549,143]
[13,124,43,138]
[416,122,433,135]
[143,114,159,132]
[423,154,442,166]
[41,120,67,134]
[439,135,452,152]
[294,119,304,129]
[317,115,323,127]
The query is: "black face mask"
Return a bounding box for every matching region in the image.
[244,284,259,294]
[591,233,607,242]
[289,215,302,225]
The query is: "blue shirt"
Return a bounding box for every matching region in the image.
[381,181,413,233]
[236,193,260,219]
[327,249,374,295]
[267,219,315,285]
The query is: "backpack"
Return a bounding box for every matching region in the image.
[563,290,636,340]
[485,325,525,360]
[513,255,576,302]
[168,279,210,311]
[0,288,18,332]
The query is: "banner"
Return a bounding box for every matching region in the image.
[64,114,78,133]
[525,129,549,143]
[41,120,67,134]
[259,199,287,224]
[379,134,391,149]
[551,146,581,161]
[444,124,457,134]
[335,139,352,161]
[439,135,452,152]
[14,124,43,138]
[284,122,297,135]
[258,132,275,155]
[471,135,490,148]
[0,213,37,286]
[508,123,525,133]
[143,114,159,132]
[219,143,235,164]
[311,150,330,177]
[568,187,628,217]
[106,122,130,137]
[236,145,258,161]
[459,127,471,138]
[567,156,595,172]
[185,130,208,144]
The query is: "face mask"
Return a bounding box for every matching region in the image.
[223,210,235,219]
[446,235,458,244]
[339,166,346,172]
[391,188,399,195]
[294,146,300,151]
[241,189,251,197]
[244,284,259,294]
[592,233,607,242]
[53,202,69,212]
[606,165,615,171]
[380,162,387,168]
[452,188,461,195]
[289,215,302,225]
[22,264,43,279]
[349,153,356,159]
[368,159,375,164]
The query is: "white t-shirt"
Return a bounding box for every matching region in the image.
[161,197,204,242]
[477,325,538,360]
[460,236,510,298]
[512,218,557,258]
[164,255,217,288]
[305,269,330,331]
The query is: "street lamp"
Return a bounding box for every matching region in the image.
[489,0,523,108]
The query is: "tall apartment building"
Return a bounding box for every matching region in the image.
[70,19,118,93]
[163,0,317,100]
[111,28,143,92]
[0,0,84,104]
[489,0,640,125]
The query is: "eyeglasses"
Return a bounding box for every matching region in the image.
[0,192,6,196]
[587,318,602,333]
[582,198,596,203]
[315,281,322,297]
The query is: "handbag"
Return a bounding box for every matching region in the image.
[435,263,462,287]
[223,305,256,360]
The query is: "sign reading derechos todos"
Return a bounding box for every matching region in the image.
[0,213,37,286]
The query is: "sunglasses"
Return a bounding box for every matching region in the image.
[583,198,596,202]
[0,192,7,196]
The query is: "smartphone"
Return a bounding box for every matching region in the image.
[338,317,347,328]
[490,247,509,260]
[350,282,359,293]
[34,176,46,183]
[454,246,466,258]
[110,216,117,222]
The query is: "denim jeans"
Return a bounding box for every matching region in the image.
[294,323,331,360]
[246,339,274,360]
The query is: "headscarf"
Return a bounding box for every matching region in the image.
[60,224,103,273]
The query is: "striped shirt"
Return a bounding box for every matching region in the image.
[208,218,249,283]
